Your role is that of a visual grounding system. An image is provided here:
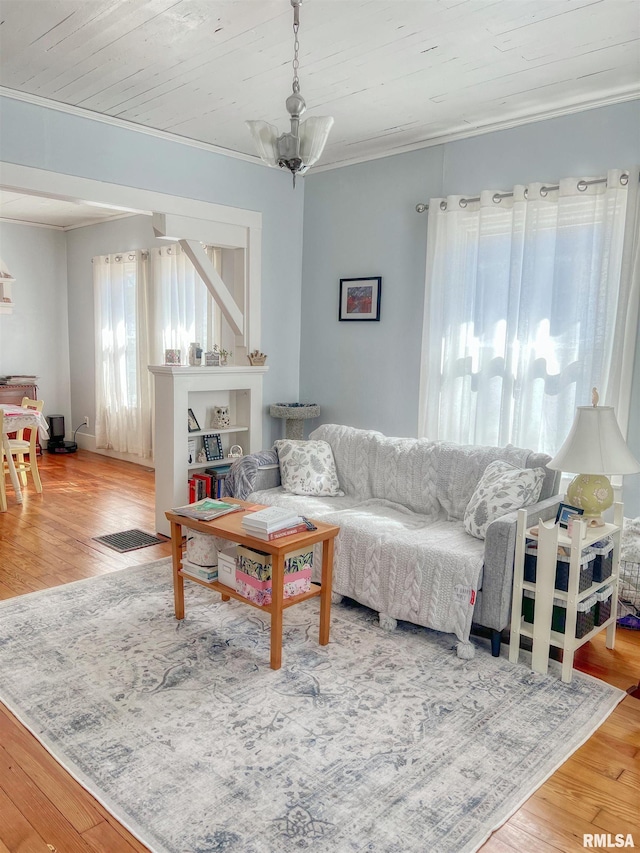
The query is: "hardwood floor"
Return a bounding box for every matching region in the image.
[0,450,638,852]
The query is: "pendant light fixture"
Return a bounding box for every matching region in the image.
[246,0,333,187]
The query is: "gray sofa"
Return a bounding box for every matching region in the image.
[226,424,561,657]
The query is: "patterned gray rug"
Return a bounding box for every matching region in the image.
[0,558,623,853]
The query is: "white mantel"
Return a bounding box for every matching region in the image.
[149,364,268,535]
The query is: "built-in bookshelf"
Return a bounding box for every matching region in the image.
[149,365,268,536]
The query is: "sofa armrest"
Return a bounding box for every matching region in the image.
[477,495,562,631]
[223,449,280,499]
[252,463,281,492]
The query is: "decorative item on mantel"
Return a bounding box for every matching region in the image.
[213,345,232,366]
[228,444,243,459]
[248,350,267,366]
[270,402,320,440]
[188,342,203,366]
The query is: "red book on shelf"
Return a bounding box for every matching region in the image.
[188,478,197,503]
[193,473,214,498]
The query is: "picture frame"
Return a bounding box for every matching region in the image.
[187,408,201,432]
[555,502,584,528]
[339,277,381,321]
[203,433,224,462]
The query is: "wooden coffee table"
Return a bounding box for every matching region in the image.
[165,499,340,670]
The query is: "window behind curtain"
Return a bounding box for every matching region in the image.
[419,170,635,455]
[94,244,223,456]
[93,251,152,456]
[150,244,222,362]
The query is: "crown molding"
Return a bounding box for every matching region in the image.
[0,215,63,230]
[311,89,640,174]
[0,87,266,168]
[2,85,638,178]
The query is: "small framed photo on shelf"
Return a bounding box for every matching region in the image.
[339,277,381,321]
[555,502,584,529]
[203,433,224,462]
[188,408,201,432]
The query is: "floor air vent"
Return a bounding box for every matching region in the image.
[93,529,167,553]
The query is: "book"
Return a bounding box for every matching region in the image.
[245,521,310,541]
[172,498,243,521]
[242,506,302,531]
[180,561,218,582]
[193,472,214,498]
[243,514,304,535]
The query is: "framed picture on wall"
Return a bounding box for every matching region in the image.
[203,433,224,462]
[339,277,382,321]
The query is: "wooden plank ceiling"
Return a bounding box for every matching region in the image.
[0,0,638,169]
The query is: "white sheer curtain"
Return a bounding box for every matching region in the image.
[150,244,221,363]
[419,169,638,455]
[94,251,153,457]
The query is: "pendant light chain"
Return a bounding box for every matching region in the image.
[292,2,300,94]
[246,0,333,186]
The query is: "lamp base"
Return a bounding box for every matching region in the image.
[565,473,613,527]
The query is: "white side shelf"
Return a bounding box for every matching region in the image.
[149,365,268,535]
[509,502,623,683]
[0,276,15,314]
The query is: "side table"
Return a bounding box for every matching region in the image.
[166,499,339,669]
[509,502,623,682]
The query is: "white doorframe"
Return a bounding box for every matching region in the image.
[0,163,262,351]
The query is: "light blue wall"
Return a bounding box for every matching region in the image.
[0,221,72,429]
[301,101,640,514]
[0,95,305,446]
[299,146,445,436]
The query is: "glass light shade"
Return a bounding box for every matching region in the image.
[246,121,280,167]
[246,115,333,174]
[299,116,334,167]
[548,405,640,522]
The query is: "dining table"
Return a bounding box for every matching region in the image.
[1,403,49,506]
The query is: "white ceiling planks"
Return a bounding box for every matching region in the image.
[0,0,638,169]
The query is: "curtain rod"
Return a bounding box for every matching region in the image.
[415,173,633,213]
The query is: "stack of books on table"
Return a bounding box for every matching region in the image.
[242,506,310,541]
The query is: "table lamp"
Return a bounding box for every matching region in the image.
[548,390,640,526]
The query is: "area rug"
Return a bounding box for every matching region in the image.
[0,558,623,853]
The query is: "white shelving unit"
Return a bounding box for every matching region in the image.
[509,502,623,683]
[0,276,16,314]
[149,365,268,535]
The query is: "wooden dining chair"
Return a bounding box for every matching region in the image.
[0,410,7,512]
[6,397,44,493]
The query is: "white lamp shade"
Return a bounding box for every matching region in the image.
[548,406,640,475]
[245,120,279,167]
[299,116,334,166]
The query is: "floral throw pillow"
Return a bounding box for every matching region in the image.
[274,439,344,497]
[463,460,545,540]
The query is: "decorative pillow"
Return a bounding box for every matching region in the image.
[274,439,344,497]
[463,460,545,540]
